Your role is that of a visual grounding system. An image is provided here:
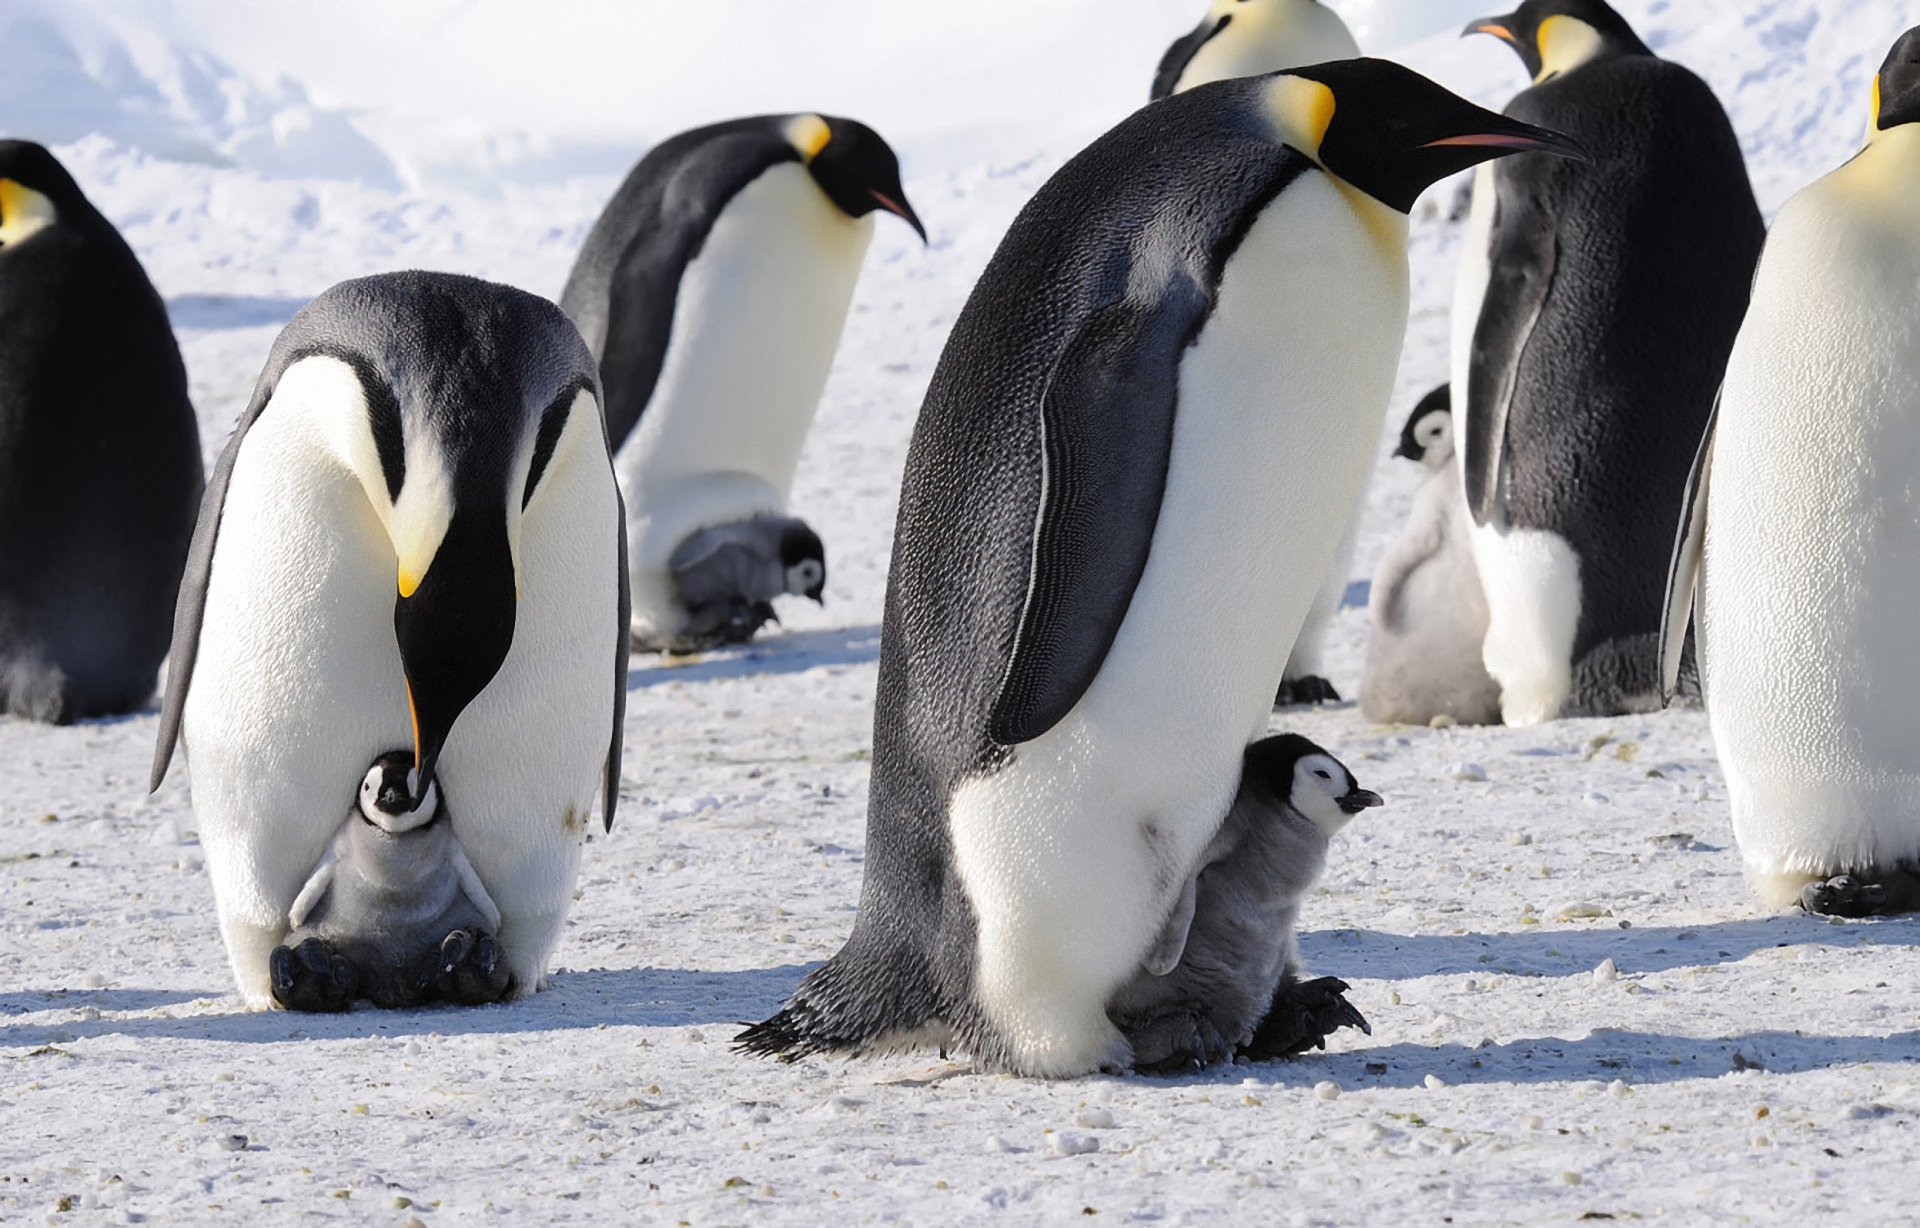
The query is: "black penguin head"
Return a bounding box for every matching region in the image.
[1873,27,1920,134]
[358,750,442,834]
[1394,385,1454,464]
[778,521,827,603]
[1243,734,1383,836]
[788,115,926,243]
[1273,59,1591,214]
[1463,0,1650,82]
[0,140,83,248]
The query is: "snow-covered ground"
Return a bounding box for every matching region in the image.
[5,0,1920,1221]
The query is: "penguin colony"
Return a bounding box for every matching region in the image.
[0,0,1912,1079]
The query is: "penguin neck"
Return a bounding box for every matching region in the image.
[1838,123,1920,213]
[1532,16,1643,84]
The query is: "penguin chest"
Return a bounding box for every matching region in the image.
[1702,182,1920,859]
[618,165,874,564]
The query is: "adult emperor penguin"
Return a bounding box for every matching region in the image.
[150,272,628,1007]
[740,61,1583,1076]
[1663,28,1920,919]
[1454,0,1763,725]
[560,114,924,654]
[1152,0,1361,101]
[1360,386,1502,726]
[0,140,203,723]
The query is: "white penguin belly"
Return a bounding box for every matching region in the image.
[1178,10,1360,93]
[619,165,874,637]
[1701,175,1920,897]
[183,360,415,1005]
[948,175,1408,1076]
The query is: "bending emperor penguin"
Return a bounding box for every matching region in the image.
[740,61,1584,1077]
[1360,386,1501,726]
[1455,0,1762,725]
[0,140,203,723]
[1663,28,1920,919]
[560,115,925,654]
[1152,0,1361,101]
[150,272,628,1007]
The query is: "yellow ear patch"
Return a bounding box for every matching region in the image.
[1871,72,1885,140]
[1264,76,1337,160]
[784,114,833,163]
[1535,15,1603,83]
[0,178,57,246]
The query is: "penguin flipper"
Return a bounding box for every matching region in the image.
[987,288,1198,746]
[1462,214,1561,529]
[604,496,630,832]
[1659,393,1718,706]
[1142,876,1200,978]
[1150,14,1227,102]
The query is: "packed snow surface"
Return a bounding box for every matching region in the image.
[4,0,1920,1222]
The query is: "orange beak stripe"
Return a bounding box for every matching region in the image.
[405,678,422,773]
[1472,22,1520,43]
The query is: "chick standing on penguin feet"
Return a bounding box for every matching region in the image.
[738,58,1584,1079]
[560,114,924,655]
[1152,1,1366,711]
[272,753,510,1012]
[0,140,203,724]
[1110,735,1378,1074]
[150,272,628,1009]
[1663,27,1920,921]
[1454,0,1763,726]
[1361,386,1501,726]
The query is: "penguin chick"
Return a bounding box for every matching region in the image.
[1361,387,1502,726]
[649,516,826,654]
[1108,735,1379,1073]
[270,753,508,1012]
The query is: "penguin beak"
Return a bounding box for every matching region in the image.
[1337,788,1384,816]
[1421,123,1593,165]
[393,508,518,809]
[869,189,928,244]
[1463,20,1520,43]
[1393,439,1421,461]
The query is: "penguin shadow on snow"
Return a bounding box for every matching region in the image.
[1300,913,1920,981]
[626,623,881,689]
[0,964,811,1047]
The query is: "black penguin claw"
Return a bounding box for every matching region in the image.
[423,928,512,1006]
[1275,676,1342,707]
[1241,976,1371,1061]
[1801,875,1889,919]
[268,938,357,1013]
[1125,1007,1233,1076]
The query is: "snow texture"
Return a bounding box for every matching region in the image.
[4,0,1920,1222]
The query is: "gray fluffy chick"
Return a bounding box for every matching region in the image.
[645,515,825,653]
[269,752,508,1011]
[1110,733,1380,1073]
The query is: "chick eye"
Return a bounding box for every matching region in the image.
[1314,769,1331,780]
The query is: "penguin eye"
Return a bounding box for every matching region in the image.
[1314,769,1332,780]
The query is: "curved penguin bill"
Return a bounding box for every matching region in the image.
[1463,0,1651,83]
[150,272,630,829]
[560,112,923,455]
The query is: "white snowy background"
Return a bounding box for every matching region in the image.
[3,0,1919,1221]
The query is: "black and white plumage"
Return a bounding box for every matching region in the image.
[0,140,203,723]
[1110,735,1378,1073]
[560,114,921,653]
[1361,386,1501,726]
[740,60,1582,1077]
[1152,0,1360,101]
[1453,0,1763,725]
[151,272,627,1008]
[271,752,507,1012]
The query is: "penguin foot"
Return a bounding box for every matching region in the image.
[421,929,513,1006]
[1241,977,1370,1061]
[1275,676,1341,707]
[269,938,358,1013]
[1799,870,1920,918]
[1122,1007,1233,1075]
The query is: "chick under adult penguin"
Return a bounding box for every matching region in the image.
[1664,28,1920,919]
[1152,0,1360,101]
[740,61,1583,1077]
[560,114,923,654]
[1454,0,1762,725]
[0,140,203,723]
[151,272,628,1008]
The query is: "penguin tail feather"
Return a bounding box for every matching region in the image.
[734,951,944,1062]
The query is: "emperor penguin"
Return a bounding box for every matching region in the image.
[150,272,628,1008]
[1360,386,1502,726]
[1152,0,1361,101]
[1663,28,1920,919]
[1110,734,1379,1073]
[739,61,1584,1077]
[0,140,203,723]
[1454,0,1763,725]
[559,114,924,654]
[272,752,506,1011]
